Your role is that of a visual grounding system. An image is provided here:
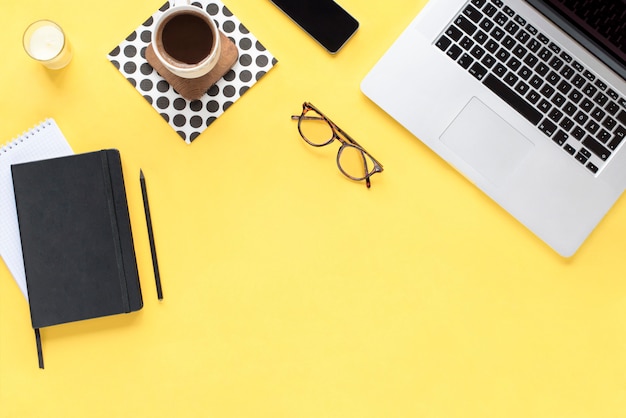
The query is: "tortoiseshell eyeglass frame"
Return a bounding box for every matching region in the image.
[291,102,384,188]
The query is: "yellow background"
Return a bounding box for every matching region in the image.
[2,0,626,416]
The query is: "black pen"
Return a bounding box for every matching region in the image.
[140,170,163,300]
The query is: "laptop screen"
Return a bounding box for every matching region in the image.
[526,0,626,79]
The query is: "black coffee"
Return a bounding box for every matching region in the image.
[161,13,214,65]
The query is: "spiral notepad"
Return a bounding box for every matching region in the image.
[0,119,73,300]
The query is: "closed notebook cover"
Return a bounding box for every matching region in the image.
[11,149,142,329]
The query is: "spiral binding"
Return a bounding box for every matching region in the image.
[0,119,53,155]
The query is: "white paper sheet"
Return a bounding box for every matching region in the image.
[0,119,73,300]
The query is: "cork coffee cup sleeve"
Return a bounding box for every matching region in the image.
[146,31,239,101]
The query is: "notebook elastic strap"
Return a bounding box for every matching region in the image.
[100,151,130,312]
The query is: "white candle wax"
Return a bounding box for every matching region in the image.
[23,20,73,69]
[29,25,64,61]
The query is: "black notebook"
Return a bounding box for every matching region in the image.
[11,149,142,367]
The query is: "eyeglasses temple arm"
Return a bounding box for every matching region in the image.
[333,123,368,152]
[291,115,361,145]
[291,115,325,121]
[362,151,372,188]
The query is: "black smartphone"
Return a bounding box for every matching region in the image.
[270,0,359,54]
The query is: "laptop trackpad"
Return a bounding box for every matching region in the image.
[440,97,534,186]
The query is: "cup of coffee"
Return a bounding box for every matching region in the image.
[151,0,221,79]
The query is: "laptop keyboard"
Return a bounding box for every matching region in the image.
[435,0,626,175]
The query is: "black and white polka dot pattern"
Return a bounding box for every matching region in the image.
[108,0,277,143]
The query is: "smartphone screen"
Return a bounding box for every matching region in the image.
[270,0,359,53]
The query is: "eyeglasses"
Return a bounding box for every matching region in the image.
[291,102,384,188]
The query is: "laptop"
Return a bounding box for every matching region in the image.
[362,0,626,257]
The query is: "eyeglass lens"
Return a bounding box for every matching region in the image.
[337,145,377,181]
[298,108,334,146]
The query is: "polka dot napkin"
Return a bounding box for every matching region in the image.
[108,0,277,143]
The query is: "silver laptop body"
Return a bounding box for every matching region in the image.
[362,0,626,256]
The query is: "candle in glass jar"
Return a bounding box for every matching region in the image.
[23,20,73,69]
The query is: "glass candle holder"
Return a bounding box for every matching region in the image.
[23,20,73,70]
